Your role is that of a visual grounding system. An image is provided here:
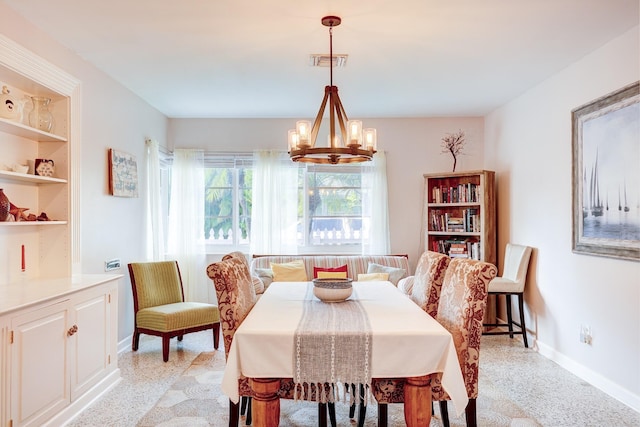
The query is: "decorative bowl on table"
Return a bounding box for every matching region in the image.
[312,278,353,303]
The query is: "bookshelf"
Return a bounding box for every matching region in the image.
[422,170,496,265]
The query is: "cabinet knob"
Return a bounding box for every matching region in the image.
[67,324,78,336]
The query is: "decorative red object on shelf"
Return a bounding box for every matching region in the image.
[0,188,9,221]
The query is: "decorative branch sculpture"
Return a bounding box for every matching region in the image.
[441,130,466,172]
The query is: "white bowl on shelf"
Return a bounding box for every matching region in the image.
[12,164,29,174]
[312,278,353,303]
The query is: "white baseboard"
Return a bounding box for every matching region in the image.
[536,340,640,412]
[118,334,132,354]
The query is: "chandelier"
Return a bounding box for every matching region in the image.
[288,16,377,165]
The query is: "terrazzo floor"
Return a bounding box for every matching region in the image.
[65,332,640,426]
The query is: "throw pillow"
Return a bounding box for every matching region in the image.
[270,260,308,282]
[397,276,415,295]
[367,262,406,286]
[317,270,348,279]
[313,264,348,279]
[254,268,274,289]
[251,276,265,294]
[357,272,389,281]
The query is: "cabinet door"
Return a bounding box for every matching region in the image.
[10,300,70,427]
[0,316,8,427]
[70,288,109,398]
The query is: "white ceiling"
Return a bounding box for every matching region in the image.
[4,0,638,118]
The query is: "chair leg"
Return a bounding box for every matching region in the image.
[213,322,221,349]
[518,294,529,348]
[377,403,388,427]
[246,397,252,425]
[439,400,450,427]
[349,384,356,419]
[131,330,140,351]
[357,401,366,427]
[177,334,184,342]
[240,396,248,415]
[505,294,514,338]
[229,399,240,427]
[162,335,170,362]
[357,384,366,427]
[465,398,477,427]
[318,402,327,427]
[328,402,336,427]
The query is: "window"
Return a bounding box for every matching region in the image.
[298,165,369,249]
[202,155,253,249]
[164,153,373,253]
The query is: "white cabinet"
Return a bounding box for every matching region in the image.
[0,316,8,427]
[71,284,117,399]
[2,278,119,427]
[10,299,70,427]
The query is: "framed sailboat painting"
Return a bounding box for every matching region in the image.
[572,81,640,261]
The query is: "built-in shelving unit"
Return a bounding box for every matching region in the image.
[0,34,77,282]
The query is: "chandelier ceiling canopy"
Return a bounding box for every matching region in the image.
[287,16,377,165]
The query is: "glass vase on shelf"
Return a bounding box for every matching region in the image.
[28,96,54,133]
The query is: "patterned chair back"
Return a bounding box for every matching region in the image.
[206,256,257,358]
[129,261,184,312]
[432,257,498,400]
[410,251,450,317]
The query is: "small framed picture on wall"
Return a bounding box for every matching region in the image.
[108,148,138,198]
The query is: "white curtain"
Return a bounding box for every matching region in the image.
[167,149,208,302]
[362,151,391,254]
[250,150,299,254]
[144,139,165,261]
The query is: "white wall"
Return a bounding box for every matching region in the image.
[0,4,169,345]
[168,117,485,270]
[485,26,640,410]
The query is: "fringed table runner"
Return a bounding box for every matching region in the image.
[293,283,372,404]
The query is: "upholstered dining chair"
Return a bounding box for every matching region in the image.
[128,260,220,362]
[356,251,450,425]
[371,257,497,427]
[207,255,336,427]
[482,243,533,347]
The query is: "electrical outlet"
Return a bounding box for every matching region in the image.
[105,258,121,271]
[579,324,592,345]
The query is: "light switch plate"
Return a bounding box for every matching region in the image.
[105,259,121,271]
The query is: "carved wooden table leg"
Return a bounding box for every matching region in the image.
[404,374,432,427]
[250,378,280,427]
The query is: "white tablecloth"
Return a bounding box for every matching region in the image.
[221,281,469,416]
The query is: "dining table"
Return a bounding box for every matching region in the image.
[221,280,468,426]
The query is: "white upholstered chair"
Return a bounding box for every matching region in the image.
[483,243,533,347]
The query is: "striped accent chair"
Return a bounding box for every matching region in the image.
[128,260,220,362]
[371,257,497,427]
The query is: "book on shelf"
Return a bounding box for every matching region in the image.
[431,183,482,204]
[463,208,480,232]
[449,252,469,258]
[446,216,464,232]
[428,238,482,259]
